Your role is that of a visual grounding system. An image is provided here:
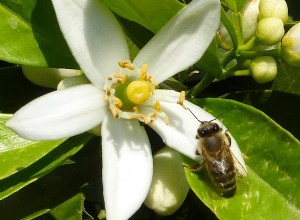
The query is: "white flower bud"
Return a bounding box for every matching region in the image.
[259,0,288,24]
[242,0,260,42]
[256,17,284,45]
[282,22,300,67]
[217,0,260,49]
[250,56,277,83]
[22,66,81,89]
[144,147,189,216]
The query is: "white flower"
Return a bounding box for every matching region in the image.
[5,0,245,219]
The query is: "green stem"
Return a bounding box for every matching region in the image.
[239,48,281,59]
[186,74,214,98]
[238,37,257,51]
[229,69,251,77]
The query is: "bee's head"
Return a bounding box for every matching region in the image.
[197,121,220,137]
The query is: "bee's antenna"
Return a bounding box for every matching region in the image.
[209,111,224,122]
[186,108,203,123]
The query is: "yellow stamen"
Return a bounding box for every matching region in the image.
[104,87,111,101]
[113,97,123,108]
[118,60,134,70]
[177,91,187,109]
[139,64,148,80]
[113,73,128,84]
[129,113,149,124]
[154,101,161,112]
[110,106,120,119]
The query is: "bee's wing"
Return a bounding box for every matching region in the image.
[232,152,247,177]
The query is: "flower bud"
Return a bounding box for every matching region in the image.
[281,22,300,67]
[22,66,81,89]
[256,17,284,45]
[217,0,260,49]
[242,0,260,42]
[250,56,277,83]
[259,0,288,24]
[144,147,189,216]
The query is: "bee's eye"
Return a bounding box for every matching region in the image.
[213,124,219,132]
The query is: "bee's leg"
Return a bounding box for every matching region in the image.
[183,162,203,172]
[225,130,231,147]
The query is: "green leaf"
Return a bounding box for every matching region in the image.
[0,0,78,68]
[0,114,64,180]
[184,98,300,219]
[0,138,102,219]
[159,77,187,92]
[221,0,245,11]
[102,0,184,33]
[196,39,222,77]
[0,114,93,199]
[45,193,84,220]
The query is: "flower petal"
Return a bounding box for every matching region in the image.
[52,0,129,87]
[6,85,106,140]
[102,115,153,220]
[150,90,247,174]
[133,0,220,83]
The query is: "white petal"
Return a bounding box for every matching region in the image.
[102,115,153,220]
[133,0,220,83]
[6,85,106,140]
[149,101,201,161]
[52,0,129,87]
[150,90,246,174]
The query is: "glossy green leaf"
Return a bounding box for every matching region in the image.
[0,114,93,199]
[0,114,64,180]
[46,193,84,219]
[0,138,101,219]
[196,39,222,78]
[0,0,78,68]
[184,98,300,219]
[102,0,184,33]
[221,0,245,11]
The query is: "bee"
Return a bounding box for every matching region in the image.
[187,108,244,197]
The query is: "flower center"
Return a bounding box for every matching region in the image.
[103,60,169,125]
[126,81,151,104]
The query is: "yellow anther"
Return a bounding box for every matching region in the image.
[177,91,187,109]
[113,97,123,108]
[109,105,120,119]
[139,64,158,87]
[149,77,158,87]
[129,113,149,124]
[113,73,128,84]
[118,60,134,70]
[139,64,148,80]
[104,87,111,101]
[154,101,161,112]
[127,81,151,104]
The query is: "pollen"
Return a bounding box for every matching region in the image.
[139,64,158,87]
[177,91,187,109]
[118,60,134,70]
[154,100,161,112]
[113,97,123,108]
[126,81,151,104]
[110,105,120,119]
[113,73,128,84]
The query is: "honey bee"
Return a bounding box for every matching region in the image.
[187,108,245,197]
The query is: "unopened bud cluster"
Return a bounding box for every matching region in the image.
[216,0,300,83]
